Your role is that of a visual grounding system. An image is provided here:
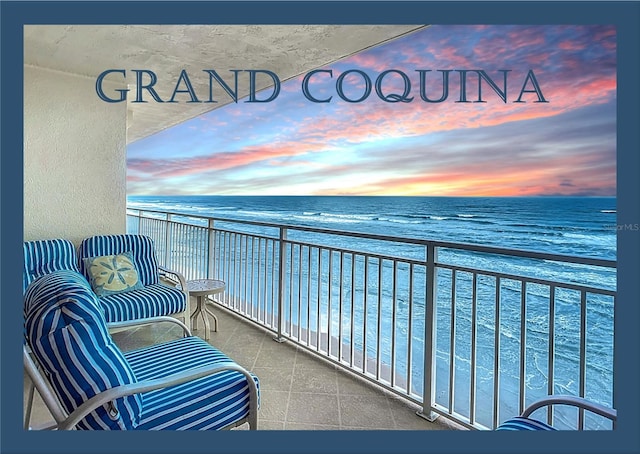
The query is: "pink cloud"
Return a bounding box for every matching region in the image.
[558,40,586,51]
[128,140,329,179]
[346,53,391,72]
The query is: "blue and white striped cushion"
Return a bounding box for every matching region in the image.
[23,239,79,293]
[496,416,557,430]
[24,270,143,430]
[78,235,160,287]
[98,283,187,323]
[124,336,260,430]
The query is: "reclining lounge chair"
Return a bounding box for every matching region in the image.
[23,270,259,430]
[496,395,617,430]
[77,234,190,327]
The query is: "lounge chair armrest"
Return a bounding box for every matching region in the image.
[158,266,191,321]
[58,361,259,430]
[107,316,192,337]
[158,266,187,292]
[522,395,617,422]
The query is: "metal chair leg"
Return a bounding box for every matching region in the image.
[24,376,36,430]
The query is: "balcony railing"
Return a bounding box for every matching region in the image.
[126,207,616,430]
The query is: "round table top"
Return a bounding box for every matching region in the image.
[184,279,226,296]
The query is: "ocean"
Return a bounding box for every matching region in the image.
[127,195,616,259]
[127,195,616,428]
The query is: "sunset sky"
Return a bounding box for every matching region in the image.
[127,25,617,197]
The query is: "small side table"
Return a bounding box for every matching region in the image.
[186,279,226,341]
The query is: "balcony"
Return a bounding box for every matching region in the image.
[112,207,616,431]
[23,206,617,431]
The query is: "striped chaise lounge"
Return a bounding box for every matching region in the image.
[496,395,617,430]
[77,234,190,327]
[23,238,82,429]
[23,269,259,430]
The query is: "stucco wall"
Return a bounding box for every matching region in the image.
[24,65,127,246]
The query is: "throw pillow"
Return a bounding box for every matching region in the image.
[84,251,144,297]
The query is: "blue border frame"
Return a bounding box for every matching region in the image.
[2,2,638,453]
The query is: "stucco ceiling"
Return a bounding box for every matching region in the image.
[24,25,426,144]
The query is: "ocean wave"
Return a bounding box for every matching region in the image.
[376,217,422,224]
[500,226,566,237]
[507,224,584,232]
[394,213,453,222]
[238,210,275,215]
[464,219,495,226]
[457,214,476,218]
[320,212,376,221]
[564,232,607,241]
[600,210,616,214]
[301,212,425,225]
[314,215,363,224]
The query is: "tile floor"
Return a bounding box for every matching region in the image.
[25,298,458,431]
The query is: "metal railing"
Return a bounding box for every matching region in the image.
[127,207,616,430]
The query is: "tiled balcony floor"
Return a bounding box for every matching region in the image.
[25,298,456,431]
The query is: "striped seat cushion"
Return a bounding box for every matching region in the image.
[496,416,557,430]
[98,283,186,323]
[124,336,260,430]
[23,239,79,293]
[24,270,143,430]
[78,234,160,286]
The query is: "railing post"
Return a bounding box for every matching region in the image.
[207,219,215,279]
[418,243,439,422]
[137,210,142,234]
[274,227,287,342]
[164,213,172,269]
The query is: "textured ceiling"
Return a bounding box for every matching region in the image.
[24,25,425,144]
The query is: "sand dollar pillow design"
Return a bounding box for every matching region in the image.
[84,251,144,297]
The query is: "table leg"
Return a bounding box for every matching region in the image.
[203,303,219,332]
[197,295,212,341]
[190,297,202,330]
